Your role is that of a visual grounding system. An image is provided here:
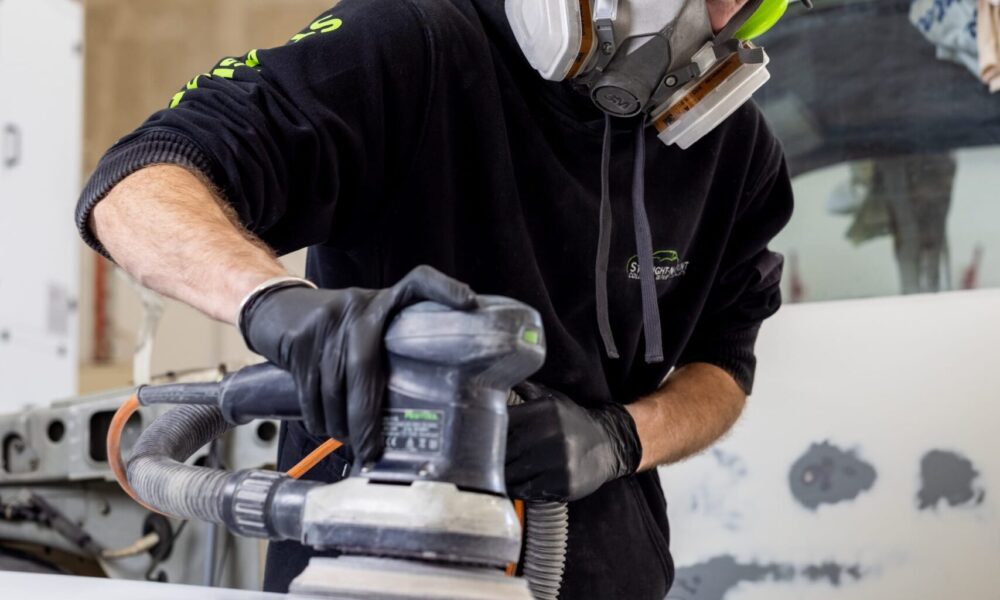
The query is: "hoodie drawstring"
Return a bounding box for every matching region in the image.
[631,121,664,363]
[594,116,665,364]
[595,115,620,359]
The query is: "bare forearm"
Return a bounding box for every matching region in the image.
[625,363,746,470]
[90,165,287,323]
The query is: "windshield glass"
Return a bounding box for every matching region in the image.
[757,0,1000,301]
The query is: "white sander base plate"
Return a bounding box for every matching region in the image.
[289,556,533,600]
[301,480,522,566]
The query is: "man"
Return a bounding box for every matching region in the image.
[76,0,794,597]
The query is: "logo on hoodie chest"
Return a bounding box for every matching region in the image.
[626,250,689,282]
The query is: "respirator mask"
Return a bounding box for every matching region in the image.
[506,0,808,148]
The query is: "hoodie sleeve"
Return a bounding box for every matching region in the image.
[677,137,794,394]
[76,0,433,258]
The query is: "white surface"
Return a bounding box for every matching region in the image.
[292,557,532,600]
[660,289,1000,599]
[0,571,286,599]
[0,0,81,408]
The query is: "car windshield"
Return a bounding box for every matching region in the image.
[756,0,1000,301]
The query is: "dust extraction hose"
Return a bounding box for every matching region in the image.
[509,394,569,600]
[523,501,569,600]
[125,380,567,597]
[125,403,317,541]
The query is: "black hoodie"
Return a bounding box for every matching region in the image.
[76,0,793,597]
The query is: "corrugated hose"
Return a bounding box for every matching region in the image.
[508,392,569,600]
[109,386,567,597]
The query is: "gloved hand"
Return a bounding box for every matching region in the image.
[505,381,642,502]
[239,266,476,466]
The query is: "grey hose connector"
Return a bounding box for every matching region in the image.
[508,393,569,600]
[126,404,316,541]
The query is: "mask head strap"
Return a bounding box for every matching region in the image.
[721,0,813,44]
[567,0,598,78]
[713,0,769,44]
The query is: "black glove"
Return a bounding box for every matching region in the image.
[505,381,642,502]
[239,266,476,466]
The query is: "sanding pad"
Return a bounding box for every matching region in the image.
[289,556,533,600]
[300,479,522,567]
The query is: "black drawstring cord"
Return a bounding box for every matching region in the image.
[594,117,664,364]
[595,114,620,359]
[631,122,664,363]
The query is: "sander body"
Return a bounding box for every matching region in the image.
[296,297,546,570]
[149,295,548,598]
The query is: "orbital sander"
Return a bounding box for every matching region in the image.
[118,295,549,599]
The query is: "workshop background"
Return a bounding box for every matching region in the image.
[81,0,328,393]
[2,0,1000,598]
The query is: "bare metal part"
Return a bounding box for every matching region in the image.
[0,381,277,485]
[0,383,281,589]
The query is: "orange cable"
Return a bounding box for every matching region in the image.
[107,394,164,514]
[506,499,526,577]
[286,438,343,480]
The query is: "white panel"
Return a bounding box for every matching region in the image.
[661,289,1000,599]
[0,0,82,409]
[0,571,283,599]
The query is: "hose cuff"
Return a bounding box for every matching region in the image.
[236,277,317,352]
